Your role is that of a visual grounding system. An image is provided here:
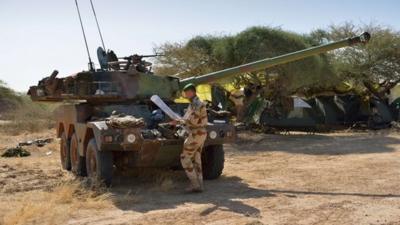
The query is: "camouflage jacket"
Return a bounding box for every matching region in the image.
[182,96,208,130]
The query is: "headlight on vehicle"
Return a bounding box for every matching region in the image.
[209,131,217,139]
[126,134,136,143]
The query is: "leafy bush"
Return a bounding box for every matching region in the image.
[0,80,23,115]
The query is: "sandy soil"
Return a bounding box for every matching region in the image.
[1,129,400,225]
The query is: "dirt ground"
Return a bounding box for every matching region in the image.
[1,129,400,225]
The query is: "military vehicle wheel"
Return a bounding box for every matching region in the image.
[60,132,71,170]
[86,138,113,187]
[367,114,388,130]
[70,133,86,176]
[202,145,224,180]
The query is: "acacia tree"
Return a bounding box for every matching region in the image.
[312,22,400,99]
[154,26,336,97]
[153,41,215,78]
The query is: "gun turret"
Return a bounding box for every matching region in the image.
[29,33,370,103]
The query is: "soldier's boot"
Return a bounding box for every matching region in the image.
[194,153,204,191]
[184,169,202,193]
[197,173,204,191]
[181,152,202,192]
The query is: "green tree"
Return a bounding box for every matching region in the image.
[316,22,400,99]
[153,41,214,78]
[154,26,336,97]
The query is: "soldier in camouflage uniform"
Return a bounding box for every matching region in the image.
[172,83,208,193]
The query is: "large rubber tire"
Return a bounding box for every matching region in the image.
[86,138,113,187]
[70,133,87,176]
[202,145,224,180]
[60,132,71,170]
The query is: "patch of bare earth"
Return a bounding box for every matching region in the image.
[1,130,400,224]
[0,130,112,225]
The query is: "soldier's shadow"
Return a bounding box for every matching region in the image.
[110,174,274,217]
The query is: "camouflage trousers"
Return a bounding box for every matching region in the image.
[181,128,207,189]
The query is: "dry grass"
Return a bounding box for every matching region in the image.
[0,120,54,136]
[2,129,400,224]
[113,189,142,205]
[0,96,57,136]
[158,178,175,192]
[149,169,178,192]
[1,181,113,225]
[0,130,114,225]
[117,168,180,192]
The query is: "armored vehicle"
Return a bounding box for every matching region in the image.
[28,32,370,186]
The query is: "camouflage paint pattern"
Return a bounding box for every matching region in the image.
[180,96,208,189]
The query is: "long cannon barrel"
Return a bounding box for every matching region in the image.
[180,32,371,86]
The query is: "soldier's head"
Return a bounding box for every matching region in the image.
[182,83,196,99]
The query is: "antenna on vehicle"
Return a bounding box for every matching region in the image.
[89,0,106,51]
[74,0,95,71]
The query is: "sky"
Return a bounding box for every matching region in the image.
[0,0,399,92]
